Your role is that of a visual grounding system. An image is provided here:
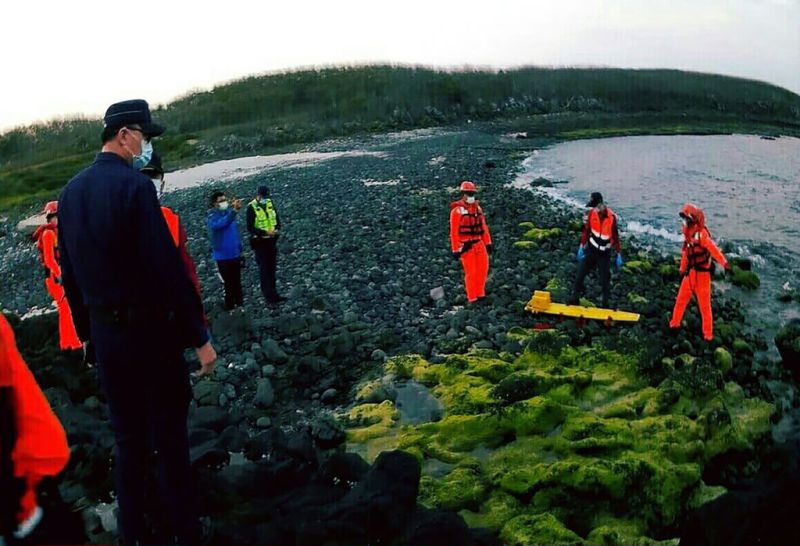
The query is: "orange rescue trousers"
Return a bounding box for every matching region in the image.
[460,242,489,302]
[670,270,714,340]
[44,277,81,351]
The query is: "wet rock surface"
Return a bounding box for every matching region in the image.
[1,128,794,544]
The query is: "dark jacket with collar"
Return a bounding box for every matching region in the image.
[58,152,208,348]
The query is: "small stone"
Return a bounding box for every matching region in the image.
[371,349,387,361]
[321,388,338,402]
[429,286,445,301]
[254,378,275,408]
[714,347,733,376]
[256,417,272,429]
[343,311,358,324]
[261,364,276,377]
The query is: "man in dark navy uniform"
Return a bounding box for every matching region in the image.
[58,100,216,545]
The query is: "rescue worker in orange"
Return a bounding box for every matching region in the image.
[568,192,623,309]
[450,181,492,303]
[141,153,207,327]
[669,203,730,341]
[0,314,70,541]
[31,201,82,351]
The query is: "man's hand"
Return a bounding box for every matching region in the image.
[193,342,217,378]
[576,246,585,262]
[452,251,461,261]
[54,276,62,285]
[615,254,624,269]
[267,229,277,237]
[486,244,493,254]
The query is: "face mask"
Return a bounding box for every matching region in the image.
[218,201,229,210]
[258,197,266,204]
[132,139,153,170]
[465,196,476,204]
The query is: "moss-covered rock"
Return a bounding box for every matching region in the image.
[513,240,537,249]
[419,466,489,511]
[714,347,733,376]
[500,513,583,546]
[344,400,400,442]
[730,265,760,289]
[623,260,653,273]
[523,226,563,241]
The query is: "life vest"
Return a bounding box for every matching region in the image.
[685,229,713,272]
[32,224,58,279]
[588,208,615,252]
[249,199,278,233]
[452,202,486,240]
[161,206,180,247]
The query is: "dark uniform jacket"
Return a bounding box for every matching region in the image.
[58,152,207,349]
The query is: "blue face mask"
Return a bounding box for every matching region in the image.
[132,139,153,171]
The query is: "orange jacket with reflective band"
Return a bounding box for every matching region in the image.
[678,204,728,273]
[0,315,70,482]
[450,200,492,252]
[581,208,620,252]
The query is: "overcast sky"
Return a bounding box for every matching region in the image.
[1,0,798,132]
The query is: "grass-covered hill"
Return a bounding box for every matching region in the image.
[2,65,799,209]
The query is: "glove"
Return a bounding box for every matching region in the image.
[486,244,493,255]
[576,247,585,262]
[615,254,623,269]
[452,251,462,261]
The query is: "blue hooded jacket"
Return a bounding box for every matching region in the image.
[207,209,242,261]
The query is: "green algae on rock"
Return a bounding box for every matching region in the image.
[343,338,774,544]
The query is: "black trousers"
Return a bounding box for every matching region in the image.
[253,238,279,302]
[571,247,611,307]
[90,312,198,543]
[217,258,243,310]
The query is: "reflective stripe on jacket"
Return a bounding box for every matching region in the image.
[588,208,615,252]
[249,199,278,233]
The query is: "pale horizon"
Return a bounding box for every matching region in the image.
[2,0,798,134]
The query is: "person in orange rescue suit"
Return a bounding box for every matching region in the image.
[31,201,82,351]
[0,313,70,541]
[450,181,492,303]
[669,203,730,341]
[141,153,208,328]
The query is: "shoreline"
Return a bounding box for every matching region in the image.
[2,126,795,545]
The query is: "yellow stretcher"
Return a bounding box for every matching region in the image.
[525,291,640,323]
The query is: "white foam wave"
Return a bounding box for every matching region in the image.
[624,221,683,243]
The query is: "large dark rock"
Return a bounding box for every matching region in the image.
[680,441,800,546]
[775,319,800,372]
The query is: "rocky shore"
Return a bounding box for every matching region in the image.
[1,127,798,544]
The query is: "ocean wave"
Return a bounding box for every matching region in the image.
[624,221,683,243]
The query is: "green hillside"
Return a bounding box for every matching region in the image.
[2,65,799,209]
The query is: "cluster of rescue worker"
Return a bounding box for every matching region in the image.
[3,98,730,544]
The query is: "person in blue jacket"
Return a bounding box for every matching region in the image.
[207,190,244,310]
[58,99,215,545]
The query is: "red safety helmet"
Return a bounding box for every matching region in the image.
[459,181,477,192]
[43,201,58,216]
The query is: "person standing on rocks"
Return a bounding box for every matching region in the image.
[0,313,70,541]
[57,99,216,545]
[142,153,208,327]
[31,201,82,351]
[207,190,244,310]
[568,192,623,309]
[450,181,492,303]
[669,203,730,341]
[247,185,285,304]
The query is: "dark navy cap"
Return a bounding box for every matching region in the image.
[257,185,270,197]
[586,192,604,207]
[103,99,165,137]
[140,152,164,177]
